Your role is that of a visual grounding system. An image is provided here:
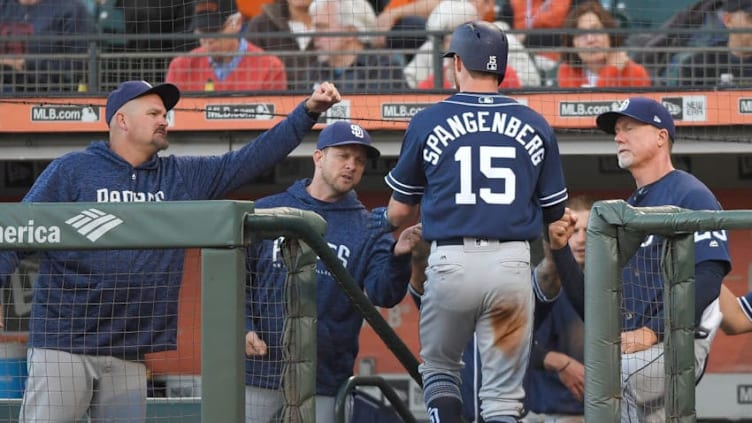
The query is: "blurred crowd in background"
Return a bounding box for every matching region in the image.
[0,0,749,94]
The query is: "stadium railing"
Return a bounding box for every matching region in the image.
[0,201,421,422]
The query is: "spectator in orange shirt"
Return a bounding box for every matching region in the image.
[506,0,571,58]
[557,1,650,88]
[166,0,287,92]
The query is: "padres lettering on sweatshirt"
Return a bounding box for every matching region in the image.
[0,102,317,359]
[245,179,411,396]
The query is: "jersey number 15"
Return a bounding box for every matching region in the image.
[455,145,516,205]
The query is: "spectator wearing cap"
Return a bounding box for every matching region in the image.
[306,0,409,93]
[245,0,318,92]
[680,0,752,87]
[0,79,343,423]
[166,0,287,91]
[244,120,421,423]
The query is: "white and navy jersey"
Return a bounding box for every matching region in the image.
[622,170,731,334]
[386,93,568,241]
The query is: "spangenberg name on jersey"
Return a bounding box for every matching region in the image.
[0,220,61,244]
[423,111,545,166]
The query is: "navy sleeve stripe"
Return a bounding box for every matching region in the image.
[739,294,752,322]
[385,172,424,196]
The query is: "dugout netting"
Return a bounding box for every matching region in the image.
[0,202,420,422]
[584,200,752,422]
[0,202,326,423]
[1,1,750,145]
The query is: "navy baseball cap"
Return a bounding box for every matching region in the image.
[596,97,676,142]
[726,0,752,12]
[105,81,180,126]
[316,121,380,159]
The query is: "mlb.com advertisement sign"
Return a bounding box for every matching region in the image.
[558,96,708,121]
[559,100,616,117]
[381,103,432,120]
[31,105,100,122]
[29,105,176,126]
[205,103,275,120]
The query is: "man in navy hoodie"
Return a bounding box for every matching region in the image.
[244,121,421,423]
[0,79,342,422]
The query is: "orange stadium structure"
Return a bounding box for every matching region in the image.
[1,91,751,133]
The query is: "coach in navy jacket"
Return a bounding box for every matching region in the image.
[549,97,731,423]
[0,80,342,422]
[244,121,417,422]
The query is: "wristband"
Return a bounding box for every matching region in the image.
[557,360,571,373]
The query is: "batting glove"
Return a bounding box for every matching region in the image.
[368,206,397,233]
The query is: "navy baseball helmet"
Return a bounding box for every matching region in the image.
[317,121,380,159]
[596,97,676,142]
[443,21,508,84]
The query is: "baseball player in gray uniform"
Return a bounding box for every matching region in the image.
[374,21,568,423]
